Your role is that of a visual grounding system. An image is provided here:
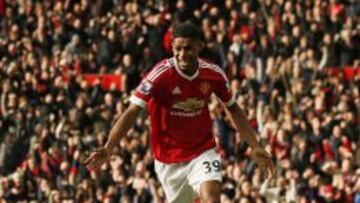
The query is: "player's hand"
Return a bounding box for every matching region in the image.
[84,147,111,171]
[252,147,276,179]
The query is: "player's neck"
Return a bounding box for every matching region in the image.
[179,63,198,77]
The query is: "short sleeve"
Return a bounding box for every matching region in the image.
[129,79,156,108]
[129,59,168,108]
[213,74,235,107]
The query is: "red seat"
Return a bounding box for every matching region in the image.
[343,67,355,81]
[83,74,122,91]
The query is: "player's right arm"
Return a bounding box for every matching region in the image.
[104,104,142,151]
[84,103,142,170]
[84,60,167,170]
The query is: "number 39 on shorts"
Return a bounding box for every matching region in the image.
[202,160,221,174]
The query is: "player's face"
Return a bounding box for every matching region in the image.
[172,37,202,70]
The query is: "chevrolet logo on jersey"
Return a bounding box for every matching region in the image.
[172,98,205,112]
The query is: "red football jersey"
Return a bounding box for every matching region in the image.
[130,58,235,163]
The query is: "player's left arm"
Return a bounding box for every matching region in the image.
[225,102,276,178]
[225,103,261,149]
[211,64,275,177]
[211,70,264,149]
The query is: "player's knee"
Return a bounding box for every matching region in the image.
[201,197,220,203]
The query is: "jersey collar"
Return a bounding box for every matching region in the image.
[172,57,199,81]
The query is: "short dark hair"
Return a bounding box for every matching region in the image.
[172,22,204,41]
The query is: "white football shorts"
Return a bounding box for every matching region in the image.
[154,148,222,203]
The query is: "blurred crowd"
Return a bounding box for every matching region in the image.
[0,0,359,202]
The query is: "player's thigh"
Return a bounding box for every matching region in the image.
[154,160,196,203]
[199,180,221,202]
[187,148,222,195]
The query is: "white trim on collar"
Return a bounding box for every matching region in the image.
[173,58,199,81]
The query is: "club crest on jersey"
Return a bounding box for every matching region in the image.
[139,81,152,95]
[199,82,210,95]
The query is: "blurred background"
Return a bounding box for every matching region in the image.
[0,0,359,202]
